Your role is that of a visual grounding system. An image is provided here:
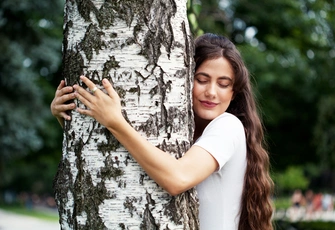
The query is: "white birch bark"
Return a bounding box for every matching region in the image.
[54,0,198,229]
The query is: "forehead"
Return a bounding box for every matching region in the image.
[195,57,234,79]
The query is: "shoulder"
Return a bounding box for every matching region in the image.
[194,113,245,170]
[204,112,244,134]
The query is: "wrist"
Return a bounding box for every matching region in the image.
[106,112,128,134]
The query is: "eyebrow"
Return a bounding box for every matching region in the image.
[194,72,233,81]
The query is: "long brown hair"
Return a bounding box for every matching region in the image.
[194,33,274,230]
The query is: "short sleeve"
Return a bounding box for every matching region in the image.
[193,113,245,171]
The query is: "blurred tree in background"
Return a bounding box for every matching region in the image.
[1,0,334,200]
[0,0,64,195]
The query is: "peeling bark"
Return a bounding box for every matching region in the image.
[54,0,198,229]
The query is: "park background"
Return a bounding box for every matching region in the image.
[0,0,334,229]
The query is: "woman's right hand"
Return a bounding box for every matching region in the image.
[50,80,76,127]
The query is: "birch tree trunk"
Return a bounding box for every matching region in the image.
[54,0,198,229]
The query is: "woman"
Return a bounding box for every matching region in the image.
[51,33,274,229]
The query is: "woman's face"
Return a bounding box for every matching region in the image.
[192,57,234,123]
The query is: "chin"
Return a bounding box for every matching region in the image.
[196,113,218,122]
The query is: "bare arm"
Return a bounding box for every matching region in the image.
[50,80,76,128]
[74,76,218,195]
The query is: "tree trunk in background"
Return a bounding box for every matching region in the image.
[54,0,198,229]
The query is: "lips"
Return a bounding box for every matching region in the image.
[200,100,218,108]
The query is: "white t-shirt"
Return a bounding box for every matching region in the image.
[193,112,247,229]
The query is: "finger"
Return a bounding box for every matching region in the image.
[80,75,99,93]
[56,85,74,98]
[57,80,65,90]
[102,78,118,98]
[74,87,92,107]
[56,92,76,105]
[61,102,76,111]
[59,111,72,121]
[53,102,76,115]
[76,107,93,117]
[62,86,74,94]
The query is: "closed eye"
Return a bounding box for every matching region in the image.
[218,79,232,88]
[196,78,208,84]
[218,83,230,88]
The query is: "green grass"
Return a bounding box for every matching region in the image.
[273,196,291,210]
[0,204,59,222]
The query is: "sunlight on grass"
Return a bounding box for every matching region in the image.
[0,205,59,222]
[273,196,291,210]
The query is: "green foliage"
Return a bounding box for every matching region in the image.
[187,0,204,36]
[0,0,64,192]
[314,95,335,169]
[293,221,335,230]
[274,220,335,230]
[273,196,291,210]
[273,166,309,193]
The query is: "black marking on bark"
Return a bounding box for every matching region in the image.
[114,86,126,99]
[163,190,200,230]
[75,0,98,22]
[102,56,120,79]
[163,196,182,226]
[140,192,159,230]
[79,24,106,62]
[139,174,145,185]
[138,0,177,64]
[75,174,110,230]
[138,113,160,137]
[99,150,124,182]
[119,223,126,229]
[128,86,139,94]
[149,85,158,98]
[146,191,156,206]
[121,110,132,127]
[53,156,75,228]
[72,136,114,229]
[117,1,135,27]
[91,70,103,84]
[123,196,138,218]
[97,127,121,153]
[110,32,117,38]
[97,1,116,29]
[134,70,151,81]
[123,37,136,48]
[62,20,72,58]
[62,49,85,88]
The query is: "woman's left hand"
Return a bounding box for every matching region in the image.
[73,76,124,129]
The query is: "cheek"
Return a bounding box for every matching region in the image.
[191,86,196,99]
[192,83,201,97]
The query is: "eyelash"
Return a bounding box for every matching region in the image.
[196,79,230,88]
[196,79,207,84]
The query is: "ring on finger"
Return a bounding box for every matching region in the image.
[91,86,98,94]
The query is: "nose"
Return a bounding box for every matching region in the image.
[205,83,216,98]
